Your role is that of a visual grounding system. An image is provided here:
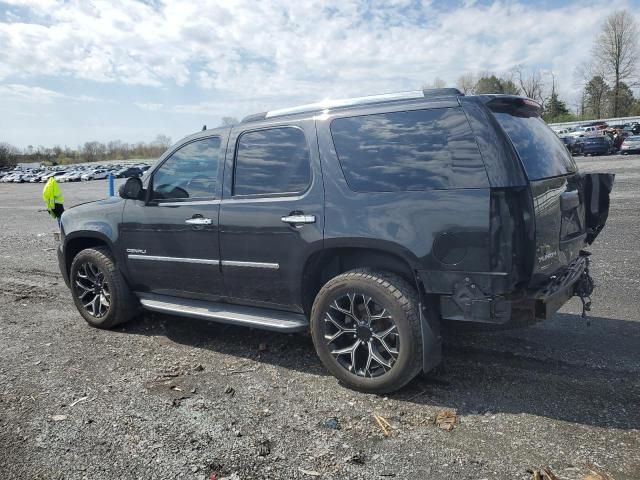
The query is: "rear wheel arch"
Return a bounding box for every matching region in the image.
[301,246,421,316]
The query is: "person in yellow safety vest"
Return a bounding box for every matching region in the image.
[42,177,65,226]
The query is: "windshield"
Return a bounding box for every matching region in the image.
[491,111,577,180]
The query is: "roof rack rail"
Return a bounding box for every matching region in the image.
[241,88,463,123]
[241,111,268,123]
[422,87,463,98]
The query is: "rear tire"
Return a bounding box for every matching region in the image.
[70,247,138,329]
[310,269,425,394]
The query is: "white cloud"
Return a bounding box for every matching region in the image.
[3,0,637,105]
[135,102,164,111]
[0,83,101,103]
[1,0,640,147]
[0,83,64,102]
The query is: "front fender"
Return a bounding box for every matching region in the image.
[60,197,124,247]
[59,197,126,280]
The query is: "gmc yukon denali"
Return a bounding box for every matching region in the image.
[57,89,614,393]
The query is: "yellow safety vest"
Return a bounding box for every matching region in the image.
[42,177,64,213]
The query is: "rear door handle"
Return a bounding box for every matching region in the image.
[281,214,316,225]
[185,217,213,225]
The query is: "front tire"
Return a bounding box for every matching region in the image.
[70,247,138,329]
[310,269,424,394]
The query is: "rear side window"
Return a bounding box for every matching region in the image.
[330,108,479,192]
[234,127,311,196]
[491,112,576,180]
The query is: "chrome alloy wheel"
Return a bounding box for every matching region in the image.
[73,261,111,318]
[323,293,400,378]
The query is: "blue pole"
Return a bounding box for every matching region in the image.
[108,173,114,196]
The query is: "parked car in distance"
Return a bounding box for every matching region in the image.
[623,124,640,135]
[0,163,153,186]
[21,173,39,183]
[620,135,640,154]
[581,121,608,130]
[554,127,574,136]
[51,171,69,181]
[582,136,614,156]
[562,135,584,155]
[40,171,59,182]
[115,167,143,178]
[2,173,19,183]
[57,171,76,182]
[64,171,85,182]
[81,169,108,181]
[569,126,602,138]
[57,89,614,393]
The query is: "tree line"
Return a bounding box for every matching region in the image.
[434,9,640,123]
[0,134,172,168]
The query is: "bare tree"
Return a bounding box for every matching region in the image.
[82,141,106,162]
[456,73,476,94]
[593,10,639,116]
[220,117,239,127]
[423,77,446,89]
[513,65,545,104]
[153,134,172,150]
[0,142,20,167]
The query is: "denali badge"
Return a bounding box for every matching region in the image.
[537,244,557,264]
[126,248,147,254]
[538,251,557,263]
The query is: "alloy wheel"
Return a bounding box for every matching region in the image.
[73,261,111,318]
[323,292,400,378]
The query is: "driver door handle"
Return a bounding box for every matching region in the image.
[185,217,213,225]
[281,214,316,225]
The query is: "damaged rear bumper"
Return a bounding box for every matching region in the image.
[437,254,591,324]
[530,254,589,319]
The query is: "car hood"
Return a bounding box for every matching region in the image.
[67,195,124,212]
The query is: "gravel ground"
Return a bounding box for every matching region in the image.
[0,156,638,480]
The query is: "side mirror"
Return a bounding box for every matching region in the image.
[119,177,144,200]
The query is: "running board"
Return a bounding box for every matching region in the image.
[137,293,308,333]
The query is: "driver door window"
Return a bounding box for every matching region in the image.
[152,137,221,201]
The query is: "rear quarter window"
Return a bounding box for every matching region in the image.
[330,108,482,192]
[491,112,577,180]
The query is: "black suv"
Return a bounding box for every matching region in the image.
[57,89,614,393]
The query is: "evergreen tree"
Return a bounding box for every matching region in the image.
[608,82,635,116]
[475,75,520,95]
[584,76,610,118]
[543,92,570,122]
